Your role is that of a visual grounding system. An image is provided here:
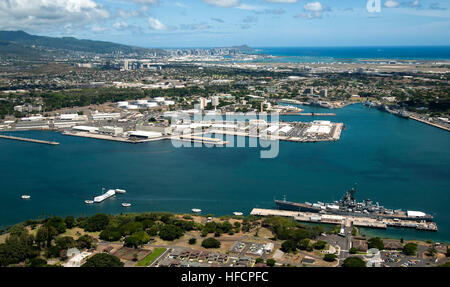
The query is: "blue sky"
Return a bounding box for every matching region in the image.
[0,0,449,47]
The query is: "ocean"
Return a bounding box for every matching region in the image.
[254,46,450,63]
[0,104,449,242]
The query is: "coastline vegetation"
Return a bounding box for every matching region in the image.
[0,212,446,267]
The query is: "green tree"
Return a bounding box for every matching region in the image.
[349,247,358,254]
[298,238,310,250]
[266,259,276,267]
[64,216,76,229]
[121,221,144,236]
[82,253,124,267]
[159,224,183,241]
[99,227,122,242]
[201,238,221,249]
[312,240,327,250]
[281,240,297,253]
[76,235,95,250]
[36,225,57,248]
[188,238,197,245]
[255,258,264,264]
[403,243,418,256]
[124,235,140,249]
[44,217,66,234]
[342,257,366,267]
[368,237,384,250]
[54,236,76,251]
[323,254,337,262]
[0,236,38,267]
[84,214,110,232]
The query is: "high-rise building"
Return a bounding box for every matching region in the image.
[199,98,207,110]
[211,96,219,109]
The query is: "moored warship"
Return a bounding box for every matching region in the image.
[275,186,434,222]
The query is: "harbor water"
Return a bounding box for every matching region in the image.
[0,104,449,242]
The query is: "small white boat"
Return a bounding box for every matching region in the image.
[191,208,202,213]
[115,189,126,194]
[233,212,243,216]
[122,203,131,207]
[85,200,94,204]
[21,195,31,199]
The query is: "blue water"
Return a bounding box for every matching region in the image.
[1,104,449,242]
[254,46,450,63]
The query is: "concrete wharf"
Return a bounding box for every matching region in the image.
[0,134,59,145]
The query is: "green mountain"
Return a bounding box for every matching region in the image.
[0,30,162,56]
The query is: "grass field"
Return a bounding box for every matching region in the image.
[135,248,166,267]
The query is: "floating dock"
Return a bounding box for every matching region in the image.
[0,134,59,145]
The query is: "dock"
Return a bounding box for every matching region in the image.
[298,113,336,116]
[409,115,450,132]
[0,134,59,145]
[62,131,140,143]
[250,208,437,232]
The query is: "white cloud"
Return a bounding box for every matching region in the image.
[113,21,129,30]
[132,0,159,4]
[203,0,240,8]
[296,1,329,19]
[0,0,109,31]
[384,0,400,8]
[175,2,188,8]
[148,17,168,30]
[236,4,264,11]
[264,0,298,3]
[304,2,324,12]
[91,25,107,32]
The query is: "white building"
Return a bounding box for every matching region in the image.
[278,125,293,136]
[99,126,124,136]
[163,100,175,106]
[73,126,99,133]
[59,114,81,121]
[20,115,44,121]
[211,96,219,107]
[199,98,207,110]
[92,112,121,121]
[129,131,163,139]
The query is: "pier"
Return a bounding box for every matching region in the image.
[409,115,450,132]
[0,134,59,145]
[250,208,438,232]
[298,113,336,116]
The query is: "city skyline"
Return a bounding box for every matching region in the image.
[0,0,449,48]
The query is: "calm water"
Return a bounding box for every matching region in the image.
[1,104,449,242]
[255,46,450,63]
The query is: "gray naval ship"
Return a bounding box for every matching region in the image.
[274,186,434,222]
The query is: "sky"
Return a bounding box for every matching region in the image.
[0,0,449,48]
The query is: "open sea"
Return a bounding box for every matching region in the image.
[1,104,450,242]
[254,46,450,63]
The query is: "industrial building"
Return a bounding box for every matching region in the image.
[98,126,124,136]
[73,126,99,133]
[129,130,163,139]
[92,112,121,121]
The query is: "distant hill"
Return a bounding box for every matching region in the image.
[0,30,163,56]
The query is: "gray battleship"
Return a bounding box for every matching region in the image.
[275,186,434,222]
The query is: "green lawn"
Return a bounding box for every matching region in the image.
[135,248,166,267]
